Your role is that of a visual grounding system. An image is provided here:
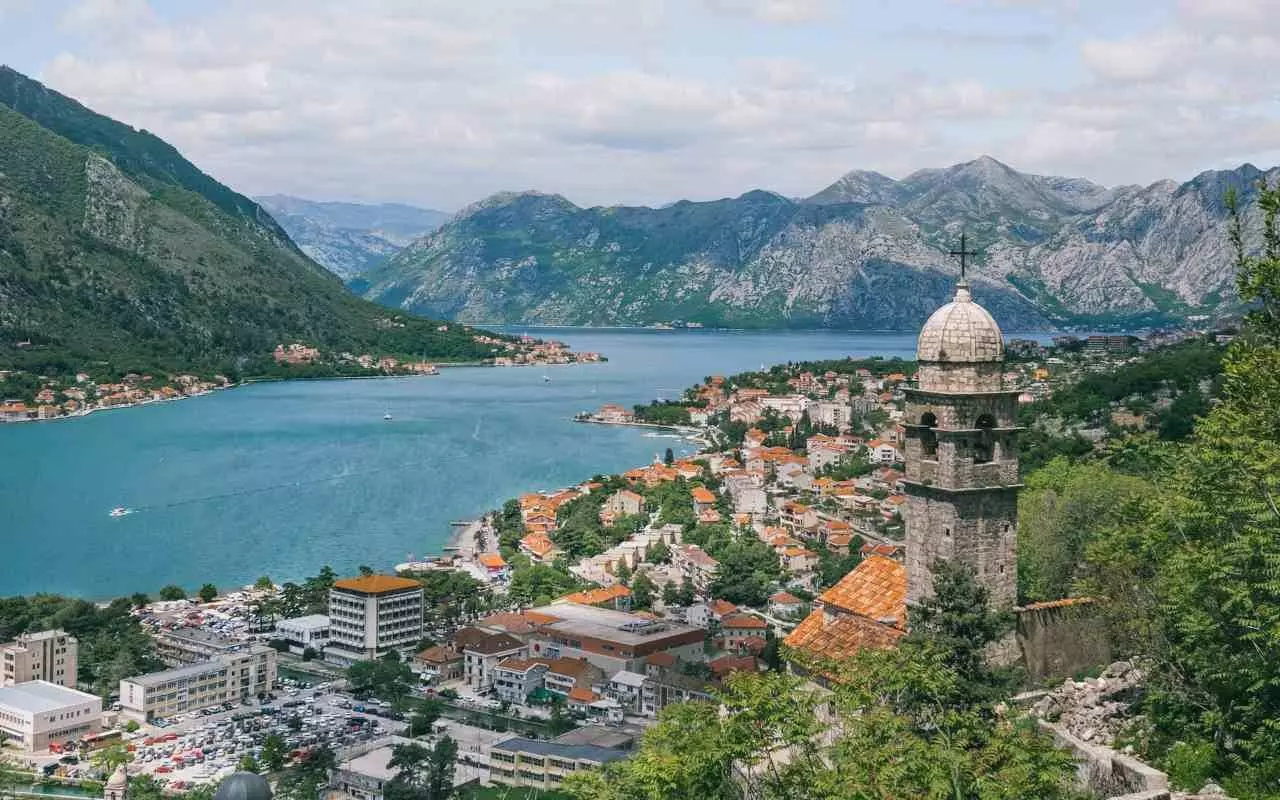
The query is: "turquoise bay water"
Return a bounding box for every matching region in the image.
[0,329,934,598]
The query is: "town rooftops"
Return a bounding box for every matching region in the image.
[479,610,563,635]
[123,660,229,688]
[709,599,738,616]
[567,687,598,703]
[769,591,801,604]
[542,657,596,679]
[478,553,509,569]
[721,613,768,630]
[277,614,330,631]
[676,544,719,569]
[496,658,547,673]
[492,736,630,765]
[529,603,701,647]
[415,645,460,665]
[332,575,422,594]
[783,606,906,663]
[0,680,100,713]
[644,651,677,668]
[817,554,907,628]
[558,584,631,606]
[462,631,525,655]
[691,487,717,504]
[609,670,648,688]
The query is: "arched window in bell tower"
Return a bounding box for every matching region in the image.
[919,411,938,457]
[974,413,995,464]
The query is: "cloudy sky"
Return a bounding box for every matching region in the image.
[2,0,1278,209]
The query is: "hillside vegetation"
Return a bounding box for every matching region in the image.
[0,67,506,383]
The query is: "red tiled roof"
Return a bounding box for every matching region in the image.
[783,608,905,663]
[559,584,631,606]
[817,555,907,628]
[721,612,767,629]
[769,591,801,604]
[710,599,738,616]
[567,687,598,702]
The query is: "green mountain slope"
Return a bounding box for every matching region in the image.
[0,66,505,381]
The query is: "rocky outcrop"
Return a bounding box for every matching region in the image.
[359,158,1277,330]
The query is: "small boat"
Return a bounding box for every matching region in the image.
[542,375,551,383]
[109,507,130,518]
[383,413,393,421]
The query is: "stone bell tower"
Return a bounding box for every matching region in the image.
[902,261,1021,610]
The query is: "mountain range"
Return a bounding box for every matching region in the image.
[0,66,506,379]
[254,195,449,278]
[354,156,1275,331]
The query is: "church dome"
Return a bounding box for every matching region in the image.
[106,766,128,792]
[214,773,272,800]
[916,283,1004,363]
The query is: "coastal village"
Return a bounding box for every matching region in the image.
[0,279,1231,800]
[0,332,600,423]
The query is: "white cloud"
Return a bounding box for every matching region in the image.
[23,0,1280,209]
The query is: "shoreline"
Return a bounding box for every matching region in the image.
[0,360,603,427]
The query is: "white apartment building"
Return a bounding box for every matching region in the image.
[274,615,330,655]
[119,645,276,722]
[1,630,78,688]
[0,680,102,751]
[325,576,424,666]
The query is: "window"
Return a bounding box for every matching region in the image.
[919,412,938,457]
[973,414,995,464]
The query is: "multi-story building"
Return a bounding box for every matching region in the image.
[1,630,78,688]
[489,735,630,791]
[670,545,719,596]
[326,576,424,666]
[492,659,549,704]
[525,603,704,675]
[154,628,253,666]
[456,629,526,693]
[119,645,276,721]
[274,615,330,655]
[0,680,102,751]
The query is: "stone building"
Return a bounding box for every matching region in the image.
[902,280,1019,609]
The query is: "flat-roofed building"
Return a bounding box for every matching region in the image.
[154,627,253,666]
[118,645,276,722]
[489,735,630,790]
[0,680,101,751]
[1,630,78,688]
[274,615,330,655]
[326,576,424,666]
[525,604,704,675]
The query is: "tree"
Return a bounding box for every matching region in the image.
[385,738,457,800]
[564,658,1076,800]
[615,561,632,584]
[261,733,288,772]
[905,560,1017,705]
[197,583,218,603]
[647,540,671,564]
[302,646,317,661]
[631,572,656,611]
[254,576,274,591]
[129,593,150,608]
[237,755,260,774]
[157,585,186,601]
[93,743,132,776]
[407,697,444,738]
[664,447,675,465]
[662,583,679,606]
[358,565,375,577]
[274,747,335,800]
[347,651,416,702]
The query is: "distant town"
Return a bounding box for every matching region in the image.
[0,332,601,424]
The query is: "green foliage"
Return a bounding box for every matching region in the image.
[347,650,416,702]
[1074,181,1280,799]
[708,537,780,607]
[274,747,335,800]
[0,71,520,385]
[197,583,218,602]
[237,755,260,774]
[905,561,1018,705]
[386,738,457,800]
[1017,457,1153,603]
[633,401,693,426]
[565,653,1076,800]
[157,585,186,601]
[631,572,656,611]
[0,594,162,695]
[261,733,288,772]
[508,564,580,606]
[406,570,487,626]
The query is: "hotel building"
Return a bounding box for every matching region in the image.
[325,576,424,666]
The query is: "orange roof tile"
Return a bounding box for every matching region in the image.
[817,555,906,628]
[559,584,632,606]
[710,599,738,616]
[333,575,422,594]
[567,687,598,702]
[478,553,508,569]
[783,607,905,663]
[721,613,767,629]
[691,487,717,504]
[769,591,801,604]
